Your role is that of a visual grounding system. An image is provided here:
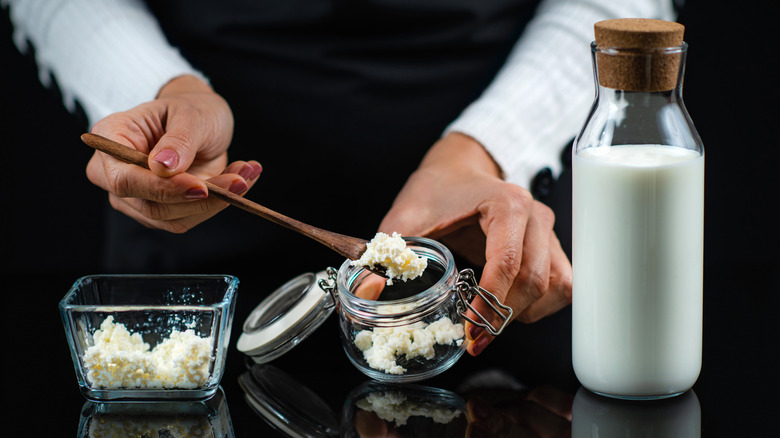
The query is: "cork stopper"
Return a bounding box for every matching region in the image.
[594,18,685,92]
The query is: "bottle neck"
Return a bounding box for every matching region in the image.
[575,43,701,152]
[593,87,681,128]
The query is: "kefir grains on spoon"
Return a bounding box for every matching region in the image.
[352,232,427,285]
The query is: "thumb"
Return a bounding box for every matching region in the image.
[148,130,198,177]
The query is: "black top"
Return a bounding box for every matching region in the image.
[104,0,541,277]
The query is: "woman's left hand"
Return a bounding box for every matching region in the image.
[378,132,572,356]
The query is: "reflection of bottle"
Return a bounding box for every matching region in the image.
[572,387,701,437]
[572,19,704,399]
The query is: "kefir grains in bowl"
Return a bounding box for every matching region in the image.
[83,316,214,390]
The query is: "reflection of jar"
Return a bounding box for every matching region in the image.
[344,381,469,437]
[238,237,511,383]
[239,364,340,437]
[238,363,468,437]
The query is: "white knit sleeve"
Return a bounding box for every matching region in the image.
[3,0,205,127]
[444,0,676,188]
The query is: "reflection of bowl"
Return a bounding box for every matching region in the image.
[77,387,235,437]
[60,274,238,401]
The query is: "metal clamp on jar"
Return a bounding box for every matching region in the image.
[237,237,512,383]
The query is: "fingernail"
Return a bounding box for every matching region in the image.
[185,187,207,199]
[238,164,254,180]
[469,325,484,340]
[471,335,490,356]
[250,162,263,179]
[153,149,179,169]
[238,163,262,180]
[229,180,248,194]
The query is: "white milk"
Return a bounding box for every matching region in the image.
[572,145,704,399]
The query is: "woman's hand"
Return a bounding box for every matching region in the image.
[379,132,572,356]
[85,74,262,233]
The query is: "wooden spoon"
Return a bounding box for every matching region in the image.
[80,133,375,265]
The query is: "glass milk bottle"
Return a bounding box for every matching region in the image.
[572,19,704,399]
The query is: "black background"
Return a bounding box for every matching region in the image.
[1,1,777,436]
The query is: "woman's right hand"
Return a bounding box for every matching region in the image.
[85,74,262,233]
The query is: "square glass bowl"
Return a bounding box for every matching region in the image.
[59,274,238,402]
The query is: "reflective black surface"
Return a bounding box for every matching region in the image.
[5,265,776,437]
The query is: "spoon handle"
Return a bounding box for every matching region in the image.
[80,133,368,260]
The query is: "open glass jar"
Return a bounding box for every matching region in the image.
[237,237,511,383]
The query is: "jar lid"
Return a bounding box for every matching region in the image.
[237,270,335,363]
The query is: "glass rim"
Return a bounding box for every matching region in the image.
[591,40,688,55]
[59,274,239,311]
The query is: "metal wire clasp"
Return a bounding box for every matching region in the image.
[454,268,513,336]
[317,266,339,305]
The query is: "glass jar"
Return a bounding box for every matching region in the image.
[572,19,704,399]
[335,238,469,382]
[238,237,512,383]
